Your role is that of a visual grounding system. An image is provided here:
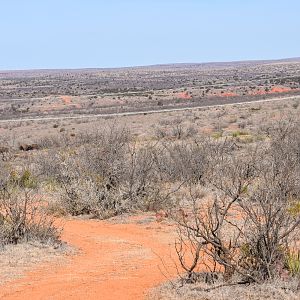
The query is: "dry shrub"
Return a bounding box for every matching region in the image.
[38,126,171,219]
[0,168,60,247]
[167,119,300,297]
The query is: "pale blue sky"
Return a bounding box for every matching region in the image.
[0,0,299,70]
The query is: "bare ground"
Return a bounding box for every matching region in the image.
[0,214,178,300]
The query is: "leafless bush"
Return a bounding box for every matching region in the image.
[38,126,171,218]
[153,141,206,183]
[172,119,300,291]
[171,124,184,139]
[37,128,238,219]
[154,126,167,139]
[0,146,12,162]
[0,168,60,247]
[154,124,199,140]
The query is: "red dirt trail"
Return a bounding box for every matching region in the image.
[0,215,177,300]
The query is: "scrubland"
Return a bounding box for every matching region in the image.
[1,61,300,299]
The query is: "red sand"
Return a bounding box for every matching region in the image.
[60,95,72,105]
[220,92,238,97]
[0,215,177,300]
[250,86,294,96]
[178,92,192,99]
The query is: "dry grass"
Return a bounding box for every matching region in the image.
[0,242,71,285]
[149,278,300,300]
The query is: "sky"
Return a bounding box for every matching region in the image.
[0,0,299,70]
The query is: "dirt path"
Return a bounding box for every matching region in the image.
[0,214,177,300]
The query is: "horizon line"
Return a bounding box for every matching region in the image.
[0,56,300,73]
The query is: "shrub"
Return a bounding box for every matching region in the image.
[172,120,300,288]
[0,168,60,247]
[39,127,170,218]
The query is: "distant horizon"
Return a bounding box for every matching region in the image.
[1,1,299,71]
[1,56,300,73]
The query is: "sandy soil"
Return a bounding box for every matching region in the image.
[0,214,177,300]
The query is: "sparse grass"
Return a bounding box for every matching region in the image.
[212,131,223,139]
[288,200,300,217]
[148,278,300,300]
[0,242,71,285]
[231,130,248,137]
[237,135,254,143]
[285,251,300,276]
